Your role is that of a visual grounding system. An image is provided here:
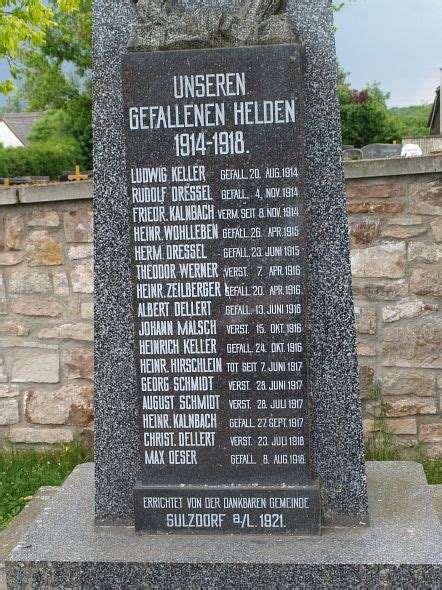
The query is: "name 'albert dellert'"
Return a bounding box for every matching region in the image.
[128,72,296,130]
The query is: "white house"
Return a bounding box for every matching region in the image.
[0,112,41,148]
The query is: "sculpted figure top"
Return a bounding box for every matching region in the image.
[131,0,174,23]
[128,0,296,51]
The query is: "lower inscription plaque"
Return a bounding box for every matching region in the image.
[122,44,321,534]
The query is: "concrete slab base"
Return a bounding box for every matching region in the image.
[0,487,58,590]
[5,462,441,589]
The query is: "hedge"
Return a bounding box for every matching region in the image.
[0,142,79,179]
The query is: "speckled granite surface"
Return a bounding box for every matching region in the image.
[93,0,368,524]
[5,462,440,589]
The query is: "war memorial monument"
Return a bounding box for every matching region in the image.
[5,0,440,587]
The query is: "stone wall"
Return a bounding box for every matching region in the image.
[347,156,441,459]
[402,135,442,156]
[0,182,94,447]
[0,157,441,458]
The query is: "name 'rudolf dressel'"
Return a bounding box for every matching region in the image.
[128,71,296,130]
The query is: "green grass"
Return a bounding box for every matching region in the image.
[0,443,91,531]
[422,459,442,485]
[364,383,441,485]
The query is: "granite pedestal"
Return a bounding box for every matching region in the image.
[5,462,441,588]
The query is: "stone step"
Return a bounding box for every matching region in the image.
[5,461,441,588]
[430,484,442,523]
[0,486,58,590]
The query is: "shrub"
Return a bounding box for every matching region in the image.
[28,108,92,170]
[0,141,79,179]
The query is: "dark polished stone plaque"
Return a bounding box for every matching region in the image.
[122,44,320,534]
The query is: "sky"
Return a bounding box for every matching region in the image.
[334,0,442,107]
[0,0,441,110]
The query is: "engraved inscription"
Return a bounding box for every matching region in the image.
[123,45,320,534]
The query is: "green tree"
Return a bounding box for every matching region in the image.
[11,0,92,168]
[338,67,401,147]
[0,89,25,116]
[0,0,78,95]
[389,105,432,138]
[28,108,83,157]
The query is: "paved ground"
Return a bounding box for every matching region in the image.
[0,487,58,590]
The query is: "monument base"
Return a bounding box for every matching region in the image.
[134,482,321,534]
[6,463,441,589]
